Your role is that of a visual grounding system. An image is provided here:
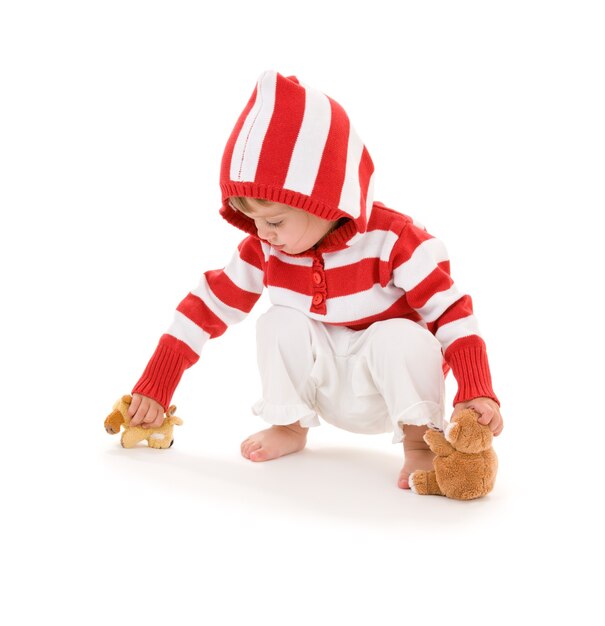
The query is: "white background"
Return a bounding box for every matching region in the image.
[1,1,603,624]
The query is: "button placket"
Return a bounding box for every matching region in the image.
[310,254,327,314]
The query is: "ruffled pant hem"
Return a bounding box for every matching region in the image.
[390,401,446,444]
[251,400,321,429]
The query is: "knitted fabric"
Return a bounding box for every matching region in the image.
[219,70,374,237]
[133,70,498,411]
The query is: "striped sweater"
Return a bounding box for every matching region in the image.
[132,70,498,409]
[133,201,498,409]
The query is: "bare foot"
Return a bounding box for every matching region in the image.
[241,422,308,462]
[398,425,435,489]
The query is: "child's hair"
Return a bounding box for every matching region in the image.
[229,196,272,213]
[230,194,349,230]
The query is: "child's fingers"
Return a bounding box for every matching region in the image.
[475,406,495,424]
[131,398,152,426]
[128,394,141,417]
[480,410,503,435]
[463,399,503,436]
[150,414,165,429]
[142,409,164,429]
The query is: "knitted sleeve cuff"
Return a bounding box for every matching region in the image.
[446,341,499,407]
[132,337,197,410]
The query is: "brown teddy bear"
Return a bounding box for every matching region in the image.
[409,408,497,500]
[104,395,183,449]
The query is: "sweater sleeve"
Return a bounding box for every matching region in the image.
[132,236,265,409]
[391,220,499,406]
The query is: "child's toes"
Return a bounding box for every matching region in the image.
[241,439,255,458]
[249,446,269,462]
[398,473,410,490]
[242,440,261,459]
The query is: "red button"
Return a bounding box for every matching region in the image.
[312,293,324,306]
[312,271,322,285]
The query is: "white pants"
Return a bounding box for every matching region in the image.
[252,306,446,443]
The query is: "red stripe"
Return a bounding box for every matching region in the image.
[356,146,374,230]
[436,294,474,326]
[311,97,349,208]
[368,202,411,232]
[392,224,434,267]
[266,257,381,298]
[406,263,454,309]
[220,87,258,183]
[254,76,306,188]
[205,269,260,313]
[176,293,227,339]
[266,257,313,294]
[326,258,380,298]
[238,237,265,271]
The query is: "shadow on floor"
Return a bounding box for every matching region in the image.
[104,442,497,528]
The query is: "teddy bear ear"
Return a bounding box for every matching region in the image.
[167,405,176,416]
[121,395,132,404]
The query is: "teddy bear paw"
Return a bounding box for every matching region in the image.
[409,470,428,495]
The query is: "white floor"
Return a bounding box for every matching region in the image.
[4,372,600,625]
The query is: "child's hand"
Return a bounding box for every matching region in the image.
[451,397,503,436]
[128,393,165,429]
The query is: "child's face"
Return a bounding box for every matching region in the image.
[235,198,339,255]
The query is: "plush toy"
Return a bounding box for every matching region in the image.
[409,409,497,500]
[104,395,183,449]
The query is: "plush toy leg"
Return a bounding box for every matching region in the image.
[121,428,146,448]
[409,470,444,496]
[147,427,174,449]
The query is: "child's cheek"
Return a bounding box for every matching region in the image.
[290,218,312,251]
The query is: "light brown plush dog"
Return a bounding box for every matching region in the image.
[104,395,183,449]
[409,409,497,500]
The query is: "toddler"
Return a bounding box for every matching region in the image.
[128,70,503,489]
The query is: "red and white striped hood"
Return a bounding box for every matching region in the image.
[219,70,375,241]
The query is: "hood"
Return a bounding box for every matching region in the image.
[219,70,375,241]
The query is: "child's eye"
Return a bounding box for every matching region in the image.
[266,221,282,228]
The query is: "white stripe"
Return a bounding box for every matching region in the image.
[230,71,277,182]
[365,173,375,223]
[416,284,465,322]
[267,282,403,322]
[260,241,272,262]
[327,283,402,321]
[435,315,482,351]
[284,86,331,194]
[266,286,312,312]
[191,275,248,325]
[392,238,449,291]
[323,229,398,269]
[412,217,426,231]
[345,232,364,247]
[223,251,264,294]
[167,310,210,356]
[338,127,364,218]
